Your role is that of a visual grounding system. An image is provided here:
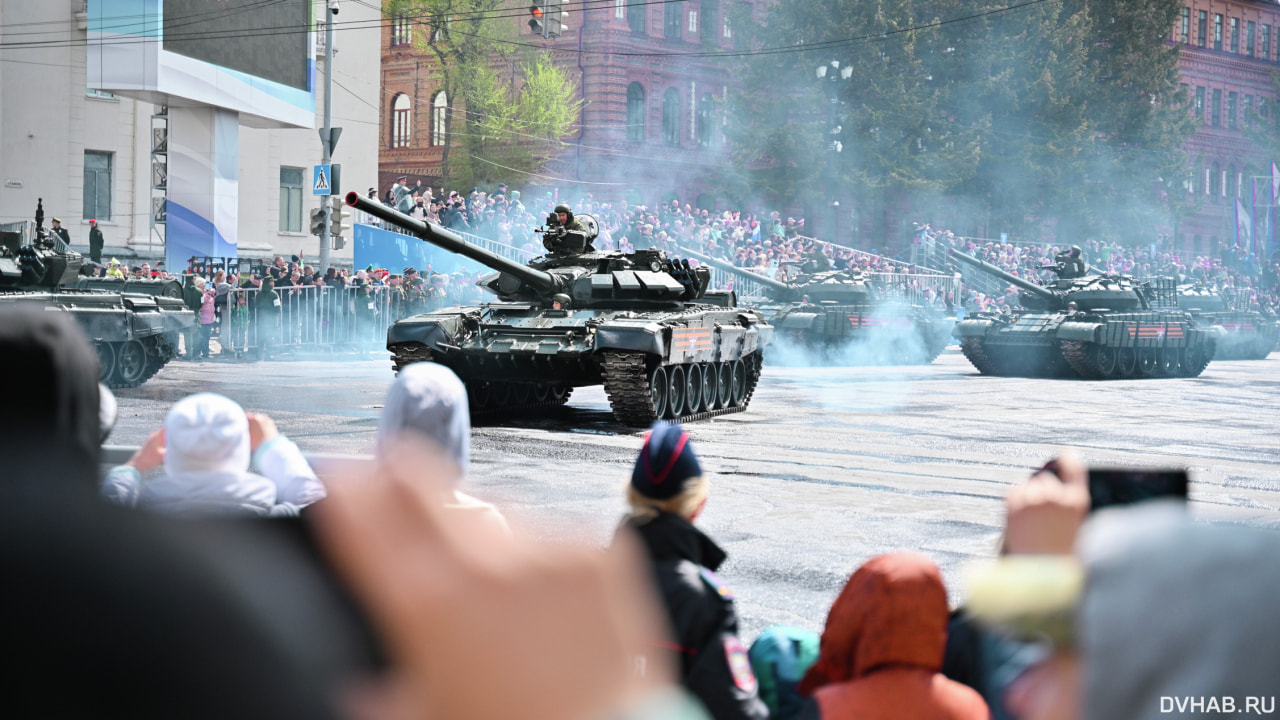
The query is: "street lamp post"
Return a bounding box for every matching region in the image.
[816,61,853,245]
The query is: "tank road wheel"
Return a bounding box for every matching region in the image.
[1136,348,1159,377]
[665,365,686,419]
[1092,345,1119,378]
[648,365,669,420]
[1180,343,1211,377]
[549,385,573,406]
[1159,348,1181,377]
[729,359,748,407]
[510,384,531,406]
[468,383,492,413]
[532,384,551,402]
[490,382,513,409]
[112,339,150,388]
[1117,348,1138,378]
[684,364,704,414]
[699,363,718,411]
[715,362,732,409]
[96,342,117,383]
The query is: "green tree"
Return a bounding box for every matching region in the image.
[384,0,581,188]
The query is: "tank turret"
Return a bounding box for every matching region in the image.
[947,247,1148,313]
[681,247,955,365]
[346,192,772,426]
[348,192,712,307]
[1172,283,1277,360]
[0,199,195,388]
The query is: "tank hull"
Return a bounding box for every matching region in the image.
[0,289,196,388]
[388,302,772,426]
[954,309,1218,379]
[768,302,955,365]
[1186,311,1277,360]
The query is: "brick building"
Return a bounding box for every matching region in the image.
[379,1,763,210]
[1173,0,1280,256]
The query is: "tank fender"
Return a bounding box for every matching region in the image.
[595,321,665,355]
[1057,321,1103,343]
[953,318,993,338]
[387,314,466,351]
[777,312,820,330]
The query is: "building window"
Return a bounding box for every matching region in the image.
[1212,89,1222,126]
[626,82,645,141]
[1245,95,1253,128]
[1209,163,1218,198]
[1248,21,1256,55]
[279,167,303,232]
[663,88,681,145]
[391,93,412,148]
[1228,164,1237,197]
[1230,17,1239,53]
[83,151,112,221]
[615,0,625,20]
[664,3,682,39]
[697,93,714,147]
[430,91,448,147]
[628,2,645,33]
[1265,25,1273,60]
[1181,8,1189,43]
[1263,98,1271,126]
[1198,11,1207,47]
[1214,14,1222,51]
[688,9,698,33]
[1196,86,1205,121]
[1229,91,1237,129]
[391,13,411,46]
[86,87,116,100]
[701,0,717,38]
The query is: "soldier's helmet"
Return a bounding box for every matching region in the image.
[1070,245,1082,258]
[553,203,573,221]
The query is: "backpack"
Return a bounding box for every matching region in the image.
[748,625,820,720]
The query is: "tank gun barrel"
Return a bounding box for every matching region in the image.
[346,192,557,293]
[947,247,1053,299]
[678,247,792,292]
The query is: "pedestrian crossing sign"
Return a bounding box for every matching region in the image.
[313,164,332,195]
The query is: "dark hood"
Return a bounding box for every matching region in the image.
[0,305,102,485]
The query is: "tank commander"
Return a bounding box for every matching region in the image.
[1049,246,1088,279]
[543,203,595,255]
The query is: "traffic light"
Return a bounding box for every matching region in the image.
[528,3,545,36]
[329,195,351,241]
[309,207,326,236]
[545,0,567,38]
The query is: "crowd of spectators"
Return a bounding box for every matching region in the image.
[917,224,1280,316]
[5,304,1276,720]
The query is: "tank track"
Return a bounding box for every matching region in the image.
[959,338,999,375]
[391,343,435,373]
[390,344,575,415]
[601,351,762,427]
[1060,340,1101,379]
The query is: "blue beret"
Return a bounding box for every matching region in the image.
[631,421,702,499]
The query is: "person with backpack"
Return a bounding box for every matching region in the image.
[614,422,769,720]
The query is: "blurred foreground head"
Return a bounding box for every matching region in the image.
[627,421,708,521]
[376,362,470,481]
[0,305,104,481]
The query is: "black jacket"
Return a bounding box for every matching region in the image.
[623,512,770,720]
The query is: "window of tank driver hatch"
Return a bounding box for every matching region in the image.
[163,0,310,92]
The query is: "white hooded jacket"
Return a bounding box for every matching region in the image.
[102,393,325,517]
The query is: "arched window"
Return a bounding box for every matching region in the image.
[697,93,714,147]
[628,2,645,33]
[663,88,680,146]
[430,91,448,147]
[1210,162,1219,201]
[626,83,645,142]
[391,94,411,148]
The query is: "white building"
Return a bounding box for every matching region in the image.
[0,0,380,270]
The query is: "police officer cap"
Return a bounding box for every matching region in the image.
[630,421,702,500]
[554,203,573,215]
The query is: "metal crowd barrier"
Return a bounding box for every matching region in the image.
[213,284,397,356]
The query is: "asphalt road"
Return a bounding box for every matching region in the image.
[109,346,1280,639]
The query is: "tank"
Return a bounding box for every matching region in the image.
[948,248,1219,379]
[347,192,773,426]
[681,247,955,364]
[1174,284,1277,360]
[0,200,196,388]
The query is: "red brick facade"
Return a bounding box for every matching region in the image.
[378,1,765,208]
[1173,0,1280,255]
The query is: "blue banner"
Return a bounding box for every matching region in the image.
[353,223,489,277]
